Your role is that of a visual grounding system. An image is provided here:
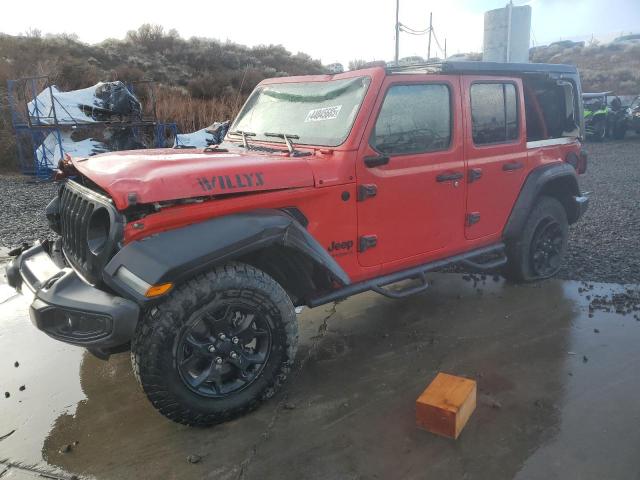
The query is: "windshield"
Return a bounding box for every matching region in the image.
[230,76,371,147]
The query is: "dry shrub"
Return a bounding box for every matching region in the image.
[155,87,245,133]
[0,27,323,170]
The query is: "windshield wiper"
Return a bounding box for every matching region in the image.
[228,130,256,149]
[264,132,300,154]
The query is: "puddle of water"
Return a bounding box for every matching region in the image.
[514,281,640,479]
[0,268,639,479]
[0,292,85,467]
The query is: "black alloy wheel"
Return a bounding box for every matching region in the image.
[177,302,272,398]
[503,196,569,282]
[529,217,564,277]
[131,262,298,426]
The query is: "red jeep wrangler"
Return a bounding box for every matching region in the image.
[7,61,588,426]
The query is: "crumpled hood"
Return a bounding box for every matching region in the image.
[72,148,315,209]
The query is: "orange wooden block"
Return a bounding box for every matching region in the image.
[416,372,477,439]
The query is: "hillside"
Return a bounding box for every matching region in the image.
[1,25,639,171]
[530,41,640,94]
[0,25,324,170]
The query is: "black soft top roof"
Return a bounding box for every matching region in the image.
[388,61,578,76]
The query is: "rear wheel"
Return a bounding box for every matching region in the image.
[504,196,568,282]
[612,123,627,140]
[131,262,298,426]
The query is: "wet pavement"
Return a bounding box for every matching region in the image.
[1,267,640,480]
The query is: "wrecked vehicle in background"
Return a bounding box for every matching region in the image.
[28,81,142,125]
[7,61,589,427]
[25,81,148,169]
[174,121,230,148]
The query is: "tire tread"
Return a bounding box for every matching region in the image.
[131,262,298,426]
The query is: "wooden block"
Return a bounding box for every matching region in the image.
[416,372,476,439]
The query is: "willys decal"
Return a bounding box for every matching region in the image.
[197,172,265,192]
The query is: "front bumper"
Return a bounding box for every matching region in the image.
[6,243,139,353]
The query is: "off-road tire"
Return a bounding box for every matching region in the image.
[503,196,568,283]
[131,262,298,426]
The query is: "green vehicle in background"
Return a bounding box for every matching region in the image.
[583,92,628,141]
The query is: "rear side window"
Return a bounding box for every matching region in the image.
[470,83,519,145]
[371,84,451,155]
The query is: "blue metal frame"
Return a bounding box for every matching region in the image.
[7,76,178,180]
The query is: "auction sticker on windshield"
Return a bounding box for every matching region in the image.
[305,105,342,122]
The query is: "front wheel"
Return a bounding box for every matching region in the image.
[504,196,569,283]
[593,119,607,141]
[131,262,298,426]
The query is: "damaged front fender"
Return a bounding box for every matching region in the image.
[102,209,350,304]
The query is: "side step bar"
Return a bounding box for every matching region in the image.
[308,243,506,307]
[371,272,429,299]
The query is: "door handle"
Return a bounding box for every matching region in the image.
[502,161,524,171]
[364,155,390,168]
[436,172,464,182]
[468,168,483,183]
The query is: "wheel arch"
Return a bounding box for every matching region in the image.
[504,162,582,243]
[103,209,350,306]
[235,244,337,306]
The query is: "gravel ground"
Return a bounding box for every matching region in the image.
[558,134,640,284]
[0,174,58,250]
[0,135,638,284]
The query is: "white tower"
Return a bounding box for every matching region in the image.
[483,3,532,63]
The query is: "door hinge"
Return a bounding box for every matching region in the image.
[357,184,378,201]
[358,235,378,252]
[466,212,481,226]
[468,168,483,183]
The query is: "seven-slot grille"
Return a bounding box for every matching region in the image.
[60,184,95,270]
[58,180,119,284]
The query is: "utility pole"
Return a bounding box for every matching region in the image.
[427,12,433,60]
[444,38,447,59]
[395,0,400,65]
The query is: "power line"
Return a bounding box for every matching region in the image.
[399,23,429,35]
[431,27,445,54]
[394,7,447,61]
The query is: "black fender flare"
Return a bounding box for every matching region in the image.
[503,162,581,242]
[103,209,350,303]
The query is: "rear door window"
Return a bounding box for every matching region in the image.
[470,83,519,145]
[371,84,451,155]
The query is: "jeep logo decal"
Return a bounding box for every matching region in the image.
[328,240,354,253]
[197,172,265,191]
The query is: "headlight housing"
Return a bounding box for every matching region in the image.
[87,207,111,255]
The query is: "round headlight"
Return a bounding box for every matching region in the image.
[87,207,111,255]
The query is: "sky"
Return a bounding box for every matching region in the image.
[1,0,639,66]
